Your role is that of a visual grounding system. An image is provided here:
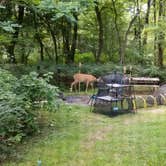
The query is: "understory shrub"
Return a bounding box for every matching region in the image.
[75,52,95,63]
[0,69,60,161]
[1,63,166,89]
[14,72,60,111]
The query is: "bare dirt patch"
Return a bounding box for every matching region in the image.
[65,95,91,105]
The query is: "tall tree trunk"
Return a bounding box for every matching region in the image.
[121,14,138,64]
[94,1,103,63]
[45,19,58,63]
[64,23,71,63]
[69,13,78,63]
[20,32,31,64]
[21,49,31,64]
[45,47,53,60]
[62,20,72,64]
[38,38,44,61]
[111,0,123,64]
[158,43,163,66]
[7,5,24,63]
[143,0,152,45]
[153,0,157,65]
[112,0,138,64]
[34,13,44,61]
[65,14,78,63]
[133,0,137,40]
[50,28,58,62]
[136,0,142,53]
[157,0,164,67]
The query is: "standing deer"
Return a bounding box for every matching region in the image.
[70,73,97,92]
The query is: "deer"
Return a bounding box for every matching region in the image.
[70,73,97,92]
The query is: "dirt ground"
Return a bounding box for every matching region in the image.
[64,84,166,107]
[65,95,91,105]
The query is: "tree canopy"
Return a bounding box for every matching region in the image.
[0,0,166,67]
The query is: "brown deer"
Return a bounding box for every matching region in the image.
[70,73,97,92]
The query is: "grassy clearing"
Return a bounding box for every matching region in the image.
[3,105,166,166]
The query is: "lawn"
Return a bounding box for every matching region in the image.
[3,105,166,166]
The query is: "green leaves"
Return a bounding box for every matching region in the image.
[0,5,5,9]
[0,68,17,91]
[38,0,79,23]
[0,21,15,32]
[14,71,59,110]
[0,21,22,32]
[38,0,56,10]
[0,68,60,160]
[52,13,77,23]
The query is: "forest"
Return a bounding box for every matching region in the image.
[1,0,166,165]
[0,0,166,66]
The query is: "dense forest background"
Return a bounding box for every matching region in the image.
[0,0,166,67]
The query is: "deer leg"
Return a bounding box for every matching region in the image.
[78,82,80,93]
[75,82,78,92]
[70,82,74,92]
[86,81,89,93]
[71,81,78,92]
[90,82,94,91]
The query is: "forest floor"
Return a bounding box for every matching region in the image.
[65,95,91,105]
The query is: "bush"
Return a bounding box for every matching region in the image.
[75,52,95,63]
[0,68,17,91]
[130,65,166,83]
[14,72,60,111]
[1,63,166,89]
[0,69,60,161]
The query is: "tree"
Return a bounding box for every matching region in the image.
[143,0,152,45]
[94,0,103,63]
[157,0,165,67]
[112,0,139,64]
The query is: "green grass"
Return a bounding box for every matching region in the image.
[3,105,166,166]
